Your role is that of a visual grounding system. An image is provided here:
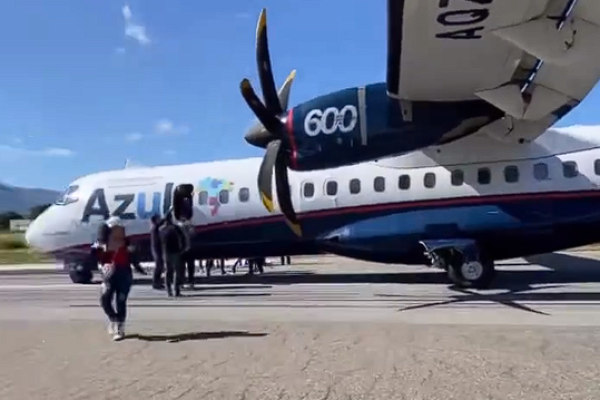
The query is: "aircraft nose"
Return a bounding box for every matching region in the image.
[24,218,41,250]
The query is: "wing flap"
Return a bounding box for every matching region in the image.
[477,0,600,137]
[387,0,549,101]
[475,83,572,120]
[492,16,600,66]
[387,0,600,144]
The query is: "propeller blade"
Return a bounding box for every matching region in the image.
[255,8,283,115]
[240,79,283,144]
[277,69,297,111]
[257,140,281,212]
[274,152,302,237]
[244,69,297,146]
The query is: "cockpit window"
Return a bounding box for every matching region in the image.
[55,185,80,205]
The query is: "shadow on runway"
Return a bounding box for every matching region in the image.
[181,292,272,298]
[118,253,600,290]
[124,330,268,342]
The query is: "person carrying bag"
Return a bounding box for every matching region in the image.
[98,222,134,341]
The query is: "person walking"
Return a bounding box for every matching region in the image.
[150,215,165,289]
[159,215,186,297]
[179,219,196,289]
[98,222,133,341]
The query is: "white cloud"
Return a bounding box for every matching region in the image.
[122,4,150,45]
[125,132,143,142]
[43,147,74,156]
[154,119,189,136]
[122,4,132,20]
[0,145,74,162]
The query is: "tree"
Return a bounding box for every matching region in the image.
[29,203,51,220]
[0,212,24,230]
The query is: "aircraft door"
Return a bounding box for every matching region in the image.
[173,184,194,221]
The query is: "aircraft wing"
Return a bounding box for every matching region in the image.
[386,0,600,143]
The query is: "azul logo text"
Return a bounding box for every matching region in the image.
[81,183,174,223]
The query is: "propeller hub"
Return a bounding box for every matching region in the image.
[244,124,274,148]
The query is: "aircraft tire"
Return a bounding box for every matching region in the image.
[447,258,495,289]
[67,263,93,285]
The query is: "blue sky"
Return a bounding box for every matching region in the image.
[0,0,598,190]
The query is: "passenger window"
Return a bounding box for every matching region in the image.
[563,161,578,178]
[198,191,208,205]
[504,165,519,183]
[595,159,600,176]
[533,163,549,180]
[374,176,385,192]
[218,189,229,204]
[451,169,464,186]
[477,168,491,185]
[398,175,410,190]
[238,188,250,202]
[325,180,338,196]
[303,182,315,198]
[349,178,361,194]
[424,172,436,188]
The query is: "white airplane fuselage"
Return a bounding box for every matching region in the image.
[25,126,600,266]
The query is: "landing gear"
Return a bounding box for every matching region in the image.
[67,262,93,284]
[420,239,496,289]
[446,254,495,289]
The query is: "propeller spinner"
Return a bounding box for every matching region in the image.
[239,9,302,237]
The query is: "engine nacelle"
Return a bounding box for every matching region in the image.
[286,82,503,171]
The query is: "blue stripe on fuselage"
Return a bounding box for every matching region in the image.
[52,189,600,262]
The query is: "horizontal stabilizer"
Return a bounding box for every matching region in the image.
[475,83,572,121]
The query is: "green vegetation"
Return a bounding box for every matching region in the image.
[0,231,52,264]
[0,205,54,264]
[0,204,51,231]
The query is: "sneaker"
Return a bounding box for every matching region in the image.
[112,323,125,341]
[107,322,117,335]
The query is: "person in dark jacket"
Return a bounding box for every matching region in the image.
[150,215,165,289]
[159,215,186,297]
[124,237,147,276]
[178,219,196,289]
[247,257,265,275]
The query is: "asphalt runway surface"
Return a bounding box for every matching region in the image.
[2,253,600,399]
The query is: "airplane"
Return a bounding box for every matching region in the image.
[237,1,600,236]
[22,0,600,288]
[24,124,600,289]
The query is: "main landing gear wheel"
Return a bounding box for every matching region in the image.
[67,262,93,284]
[447,257,495,289]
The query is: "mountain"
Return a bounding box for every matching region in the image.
[0,183,60,215]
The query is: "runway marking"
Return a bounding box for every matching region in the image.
[0,284,95,290]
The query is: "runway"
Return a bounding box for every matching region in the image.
[2,253,600,399]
